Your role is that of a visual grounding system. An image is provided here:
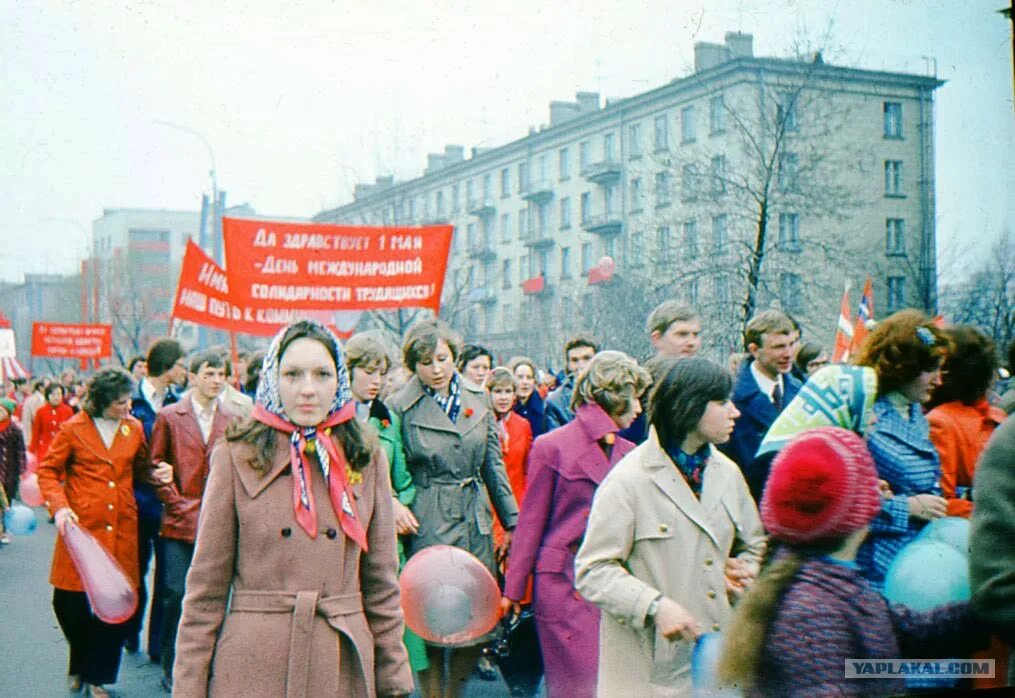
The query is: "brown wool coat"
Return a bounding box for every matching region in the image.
[36,411,151,591]
[173,430,413,698]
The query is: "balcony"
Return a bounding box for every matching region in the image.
[467,241,497,262]
[581,213,623,236]
[467,287,497,305]
[520,179,555,203]
[524,229,555,249]
[468,196,496,217]
[522,275,551,296]
[581,159,622,184]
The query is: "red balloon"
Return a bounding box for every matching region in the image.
[19,472,43,506]
[25,451,38,475]
[399,545,500,646]
[62,520,138,624]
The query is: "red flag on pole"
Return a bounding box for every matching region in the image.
[849,277,874,357]
[832,287,853,363]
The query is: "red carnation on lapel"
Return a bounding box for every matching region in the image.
[381,419,391,429]
[463,408,474,418]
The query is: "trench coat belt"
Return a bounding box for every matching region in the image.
[230,589,363,698]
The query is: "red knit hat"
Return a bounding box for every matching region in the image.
[761,427,881,544]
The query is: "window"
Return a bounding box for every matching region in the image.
[885,160,903,196]
[681,164,698,200]
[886,218,906,255]
[483,173,493,200]
[451,184,460,212]
[561,246,572,278]
[536,202,550,235]
[518,207,529,239]
[559,197,571,228]
[778,213,801,252]
[681,105,696,143]
[604,236,616,259]
[655,172,671,207]
[884,102,903,139]
[559,147,570,179]
[537,248,551,276]
[709,95,725,134]
[628,123,642,157]
[683,219,698,259]
[518,161,529,192]
[716,275,731,305]
[467,222,477,249]
[581,242,593,274]
[409,197,418,221]
[657,226,672,263]
[778,152,799,192]
[579,141,591,170]
[712,214,728,253]
[629,177,642,211]
[604,184,617,216]
[519,255,529,283]
[887,276,906,312]
[501,212,511,242]
[778,92,798,131]
[630,230,644,263]
[436,190,445,216]
[603,132,616,161]
[580,192,591,223]
[654,114,669,151]
[500,168,511,198]
[502,258,512,289]
[502,303,514,331]
[537,154,549,182]
[780,273,802,312]
[465,180,475,208]
[711,155,727,195]
[482,217,494,247]
[688,279,699,305]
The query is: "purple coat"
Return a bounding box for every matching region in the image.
[756,555,987,696]
[504,403,635,698]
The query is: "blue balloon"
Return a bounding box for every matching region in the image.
[691,632,723,689]
[884,540,970,611]
[4,502,38,536]
[916,517,969,557]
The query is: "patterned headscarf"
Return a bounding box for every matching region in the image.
[252,321,367,549]
[757,364,878,459]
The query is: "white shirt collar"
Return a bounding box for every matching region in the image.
[750,361,783,402]
[142,378,167,410]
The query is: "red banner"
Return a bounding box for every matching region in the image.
[170,240,348,337]
[32,323,112,360]
[222,218,453,312]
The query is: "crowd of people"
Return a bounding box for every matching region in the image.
[0,301,1013,697]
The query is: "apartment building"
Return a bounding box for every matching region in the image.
[315,32,943,363]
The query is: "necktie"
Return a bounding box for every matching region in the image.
[772,382,784,411]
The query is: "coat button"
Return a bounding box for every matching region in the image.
[659,524,669,533]
[704,558,714,566]
[281,527,292,538]
[617,618,625,626]
[712,623,721,632]
[107,504,114,511]
[105,525,113,532]
[707,590,717,599]
[108,481,116,488]
[453,443,461,450]
[326,528,338,539]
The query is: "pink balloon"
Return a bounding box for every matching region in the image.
[596,255,616,276]
[25,451,38,474]
[62,520,138,624]
[19,473,43,506]
[399,545,501,646]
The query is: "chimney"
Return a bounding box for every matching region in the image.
[694,42,729,72]
[426,154,445,173]
[725,32,753,58]
[443,145,465,163]
[471,146,490,158]
[549,101,580,125]
[375,176,394,189]
[353,183,374,201]
[575,91,600,113]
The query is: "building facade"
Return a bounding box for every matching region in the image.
[315,33,942,366]
[0,273,83,375]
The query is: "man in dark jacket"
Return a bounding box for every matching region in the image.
[719,309,801,501]
[127,337,185,660]
[544,334,597,432]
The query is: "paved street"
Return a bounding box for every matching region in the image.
[0,506,516,697]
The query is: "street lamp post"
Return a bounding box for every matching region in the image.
[152,120,218,254]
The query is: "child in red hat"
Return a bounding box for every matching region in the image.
[719,427,988,696]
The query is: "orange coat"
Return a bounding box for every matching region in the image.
[37,411,152,591]
[927,399,1006,518]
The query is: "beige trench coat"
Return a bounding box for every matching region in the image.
[575,429,766,697]
[173,431,413,697]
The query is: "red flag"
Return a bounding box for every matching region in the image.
[849,277,874,357]
[832,287,853,363]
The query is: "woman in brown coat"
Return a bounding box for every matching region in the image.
[37,367,171,697]
[173,320,413,697]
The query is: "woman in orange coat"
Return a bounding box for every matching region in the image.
[30,383,74,459]
[37,368,171,697]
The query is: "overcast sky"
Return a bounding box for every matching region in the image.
[2,0,1011,284]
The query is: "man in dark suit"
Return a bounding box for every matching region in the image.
[719,309,802,501]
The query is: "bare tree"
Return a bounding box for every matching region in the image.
[101,255,173,364]
[939,230,1015,349]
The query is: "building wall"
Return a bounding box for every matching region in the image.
[0,274,83,376]
[316,34,941,365]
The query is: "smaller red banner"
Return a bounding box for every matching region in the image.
[522,276,545,295]
[32,323,112,360]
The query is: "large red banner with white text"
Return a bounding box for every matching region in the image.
[32,323,112,360]
[222,217,453,312]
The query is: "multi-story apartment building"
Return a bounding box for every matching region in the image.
[0,273,82,375]
[315,32,942,365]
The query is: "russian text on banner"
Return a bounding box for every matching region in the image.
[222,218,454,312]
[32,323,112,365]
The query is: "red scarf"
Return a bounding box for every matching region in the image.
[252,402,368,550]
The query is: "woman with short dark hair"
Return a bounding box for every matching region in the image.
[575,357,765,696]
[37,367,171,697]
[457,344,494,389]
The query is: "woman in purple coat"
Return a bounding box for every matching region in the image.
[502,351,651,697]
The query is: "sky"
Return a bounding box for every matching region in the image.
[2,0,1012,284]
